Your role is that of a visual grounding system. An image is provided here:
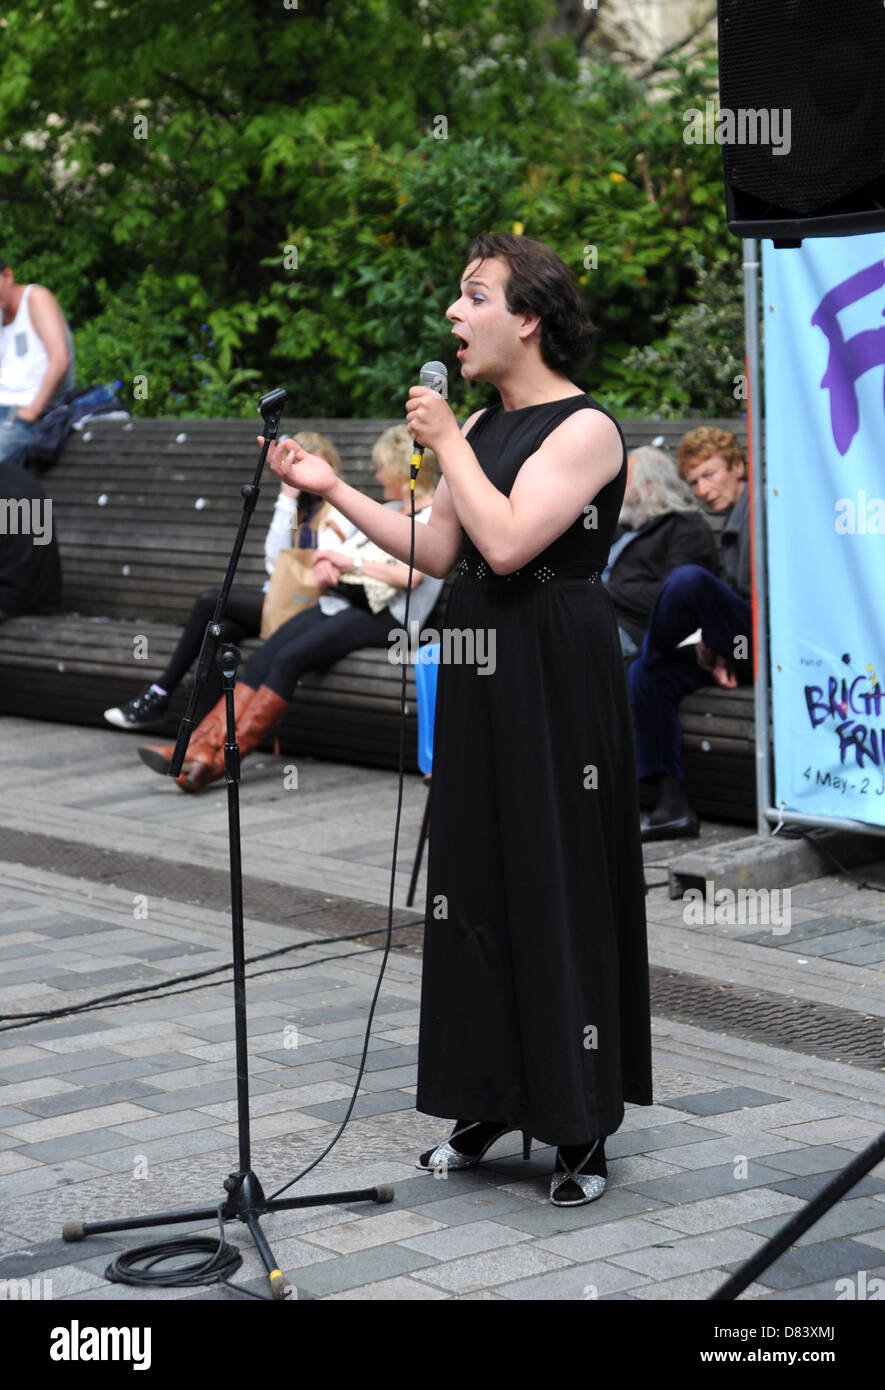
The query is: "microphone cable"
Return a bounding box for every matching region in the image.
[265,440,423,1201]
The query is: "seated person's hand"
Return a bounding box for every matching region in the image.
[313,547,355,574]
[312,554,340,587]
[695,640,738,689]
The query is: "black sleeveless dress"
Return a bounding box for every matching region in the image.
[416,394,653,1146]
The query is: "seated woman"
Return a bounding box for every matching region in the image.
[605,445,717,668]
[138,425,441,792]
[103,430,347,729]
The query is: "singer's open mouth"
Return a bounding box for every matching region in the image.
[453,333,469,357]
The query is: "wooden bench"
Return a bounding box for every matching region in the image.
[0,414,760,818]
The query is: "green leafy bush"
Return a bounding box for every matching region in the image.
[0,3,741,418]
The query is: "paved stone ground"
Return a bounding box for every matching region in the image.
[1,717,884,1302]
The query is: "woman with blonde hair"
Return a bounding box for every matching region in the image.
[138,425,441,791]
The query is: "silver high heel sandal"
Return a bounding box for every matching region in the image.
[417,1122,532,1172]
[549,1139,607,1206]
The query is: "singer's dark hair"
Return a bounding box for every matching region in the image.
[465,232,596,377]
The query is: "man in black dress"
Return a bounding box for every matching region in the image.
[270,234,652,1208]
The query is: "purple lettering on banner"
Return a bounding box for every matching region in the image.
[810,260,885,456]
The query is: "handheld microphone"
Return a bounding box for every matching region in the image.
[410,360,448,491]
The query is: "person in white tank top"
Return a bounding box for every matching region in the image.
[0,256,75,466]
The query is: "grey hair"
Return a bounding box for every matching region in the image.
[620,445,700,527]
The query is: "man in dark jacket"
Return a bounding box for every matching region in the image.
[605,445,717,663]
[0,462,62,618]
[628,427,753,840]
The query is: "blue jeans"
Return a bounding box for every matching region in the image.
[628,564,753,782]
[0,406,34,467]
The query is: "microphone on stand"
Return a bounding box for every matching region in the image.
[410,360,448,491]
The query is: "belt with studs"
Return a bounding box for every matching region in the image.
[455,556,603,585]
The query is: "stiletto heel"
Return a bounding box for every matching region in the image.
[417,1122,532,1172]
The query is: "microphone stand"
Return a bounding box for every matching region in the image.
[61,388,394,1299]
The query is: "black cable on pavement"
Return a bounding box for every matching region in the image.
[0,916,425,1032]
[104,1204,274,1301]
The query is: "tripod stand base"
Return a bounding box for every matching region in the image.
[62,1168,395,1299]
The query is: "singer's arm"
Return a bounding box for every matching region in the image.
[408,390,623,575]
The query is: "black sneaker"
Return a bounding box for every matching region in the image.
[104,684,170,730]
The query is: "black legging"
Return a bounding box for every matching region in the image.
[157,585,264,720]
[241,602,395,698]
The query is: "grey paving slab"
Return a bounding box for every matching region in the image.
[652,1135,806,1171]
[534,1216,681,1265]
[0,1105,34,1126]
[15,1129,143,1163]
[4,1018,116,1043]
[759,1146,874,1177]
[610,1227,766,1278]
[337,1044,420,1071]
[349,1065,418,1093]
[176,1020,289,1044]
[72,1130,233,1173]
[0,1159,110,1198]
[642,1188,803,1235]
[402,1187,542,1227]
[257,1039,390,1066]
[769,1172,885,1201]
[28,922,111,939]
[415,1243,571,1292]
[625,1160,800,1204]
[786,929,884,957]
[829,943,885,964]
[398,1219,531,1261]
[329,1275,451,1300]
[137,945,215,960]
[609,1121,725,1157]
[744,1196,885,1246]
[299,1207,445,1253]
[0,1237,122,1277]
[132,1077,279,1112]
[283,1243,439,1296]
[56,1054,201,1086]
[300,1091,416,1121]
[16,1080,165,1116]
[502,1189,669,1236]
[41,967,168,991]
[498,1259,650,1299]
[725,1237,884,1291]
[342,1171,503,1213]
[663,1088,787,1116]
[854,1227,885,1253]
[628,1268,738,1299]
[753,1265,885,1301]
[107,1110,228,1140]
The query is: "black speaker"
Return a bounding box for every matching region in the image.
[718,0,885,245]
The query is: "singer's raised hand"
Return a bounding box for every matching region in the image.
[263,435,336,497]
[405,386,459,454]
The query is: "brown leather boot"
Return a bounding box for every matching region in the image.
[180,684,284,792]
[139,684,257,782]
